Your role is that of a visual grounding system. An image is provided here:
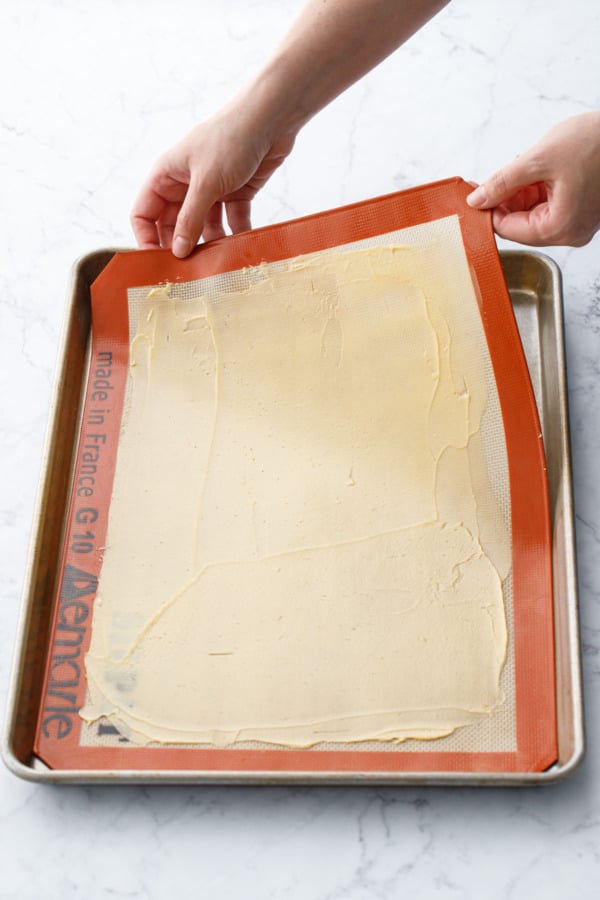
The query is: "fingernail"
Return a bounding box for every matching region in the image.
[466,185,487,208]
[173,236,190,258]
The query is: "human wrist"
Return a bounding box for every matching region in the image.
[230,54,315,146]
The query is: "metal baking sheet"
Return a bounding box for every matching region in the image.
[2,248,584,785]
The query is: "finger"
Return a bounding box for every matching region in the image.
[172,178,213,257]
[493,202,595,247]
[201,202,227,242]
[467,152,544,210]
[156,200,182,249]
[491,205,552,246]
[130,184,167,249]
[225,198,252,234]
[157,221,176,250]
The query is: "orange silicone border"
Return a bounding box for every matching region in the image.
[35,177,556,774]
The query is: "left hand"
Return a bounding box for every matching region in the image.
[467,111,600,247]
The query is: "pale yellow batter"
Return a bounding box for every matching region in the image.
[81,233,510,748]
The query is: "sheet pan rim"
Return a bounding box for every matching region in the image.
[2,245,583,785]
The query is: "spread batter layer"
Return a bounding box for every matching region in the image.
[81,236,511,748]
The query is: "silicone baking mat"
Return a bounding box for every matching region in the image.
[34,178,556,775]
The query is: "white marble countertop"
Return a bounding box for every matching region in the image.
[1,1,599,897]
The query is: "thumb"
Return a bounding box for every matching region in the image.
[467,153,541,209]
[172,178,212,258]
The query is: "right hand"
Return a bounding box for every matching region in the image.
[131,108,297,257]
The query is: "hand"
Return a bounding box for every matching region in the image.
[131,2,449,258]
[467,111,600,247]
[131,107,297,257]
